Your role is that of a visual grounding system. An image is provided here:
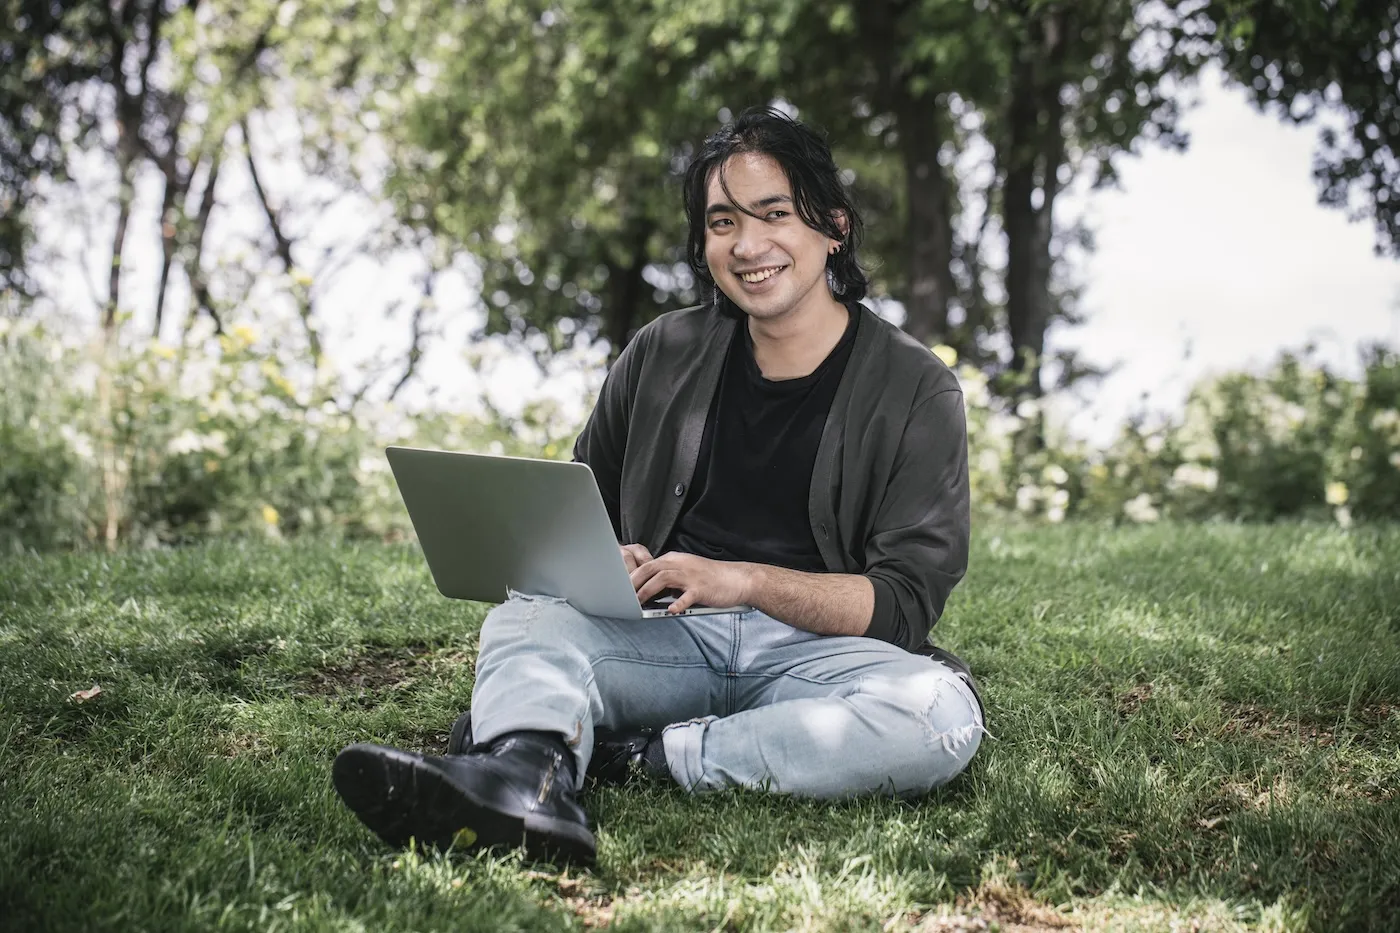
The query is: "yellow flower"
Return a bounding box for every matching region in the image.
[152,343,176,360]
[204,459,220,474]
[931,344,958,367]
[543,442,558,458]
[1089,463,1109,480]
[261,504,280,526]
[232,324,258,345]
[1324,481,1349,506]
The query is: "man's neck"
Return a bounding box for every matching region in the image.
[747,295,851,381]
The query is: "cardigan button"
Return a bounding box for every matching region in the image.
[674,482,685,497]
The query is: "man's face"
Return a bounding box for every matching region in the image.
[703,152,840,323]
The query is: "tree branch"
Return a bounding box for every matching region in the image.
[241,115,322,365]
[387,271,434,402]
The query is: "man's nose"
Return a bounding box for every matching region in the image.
[732,227,762,259]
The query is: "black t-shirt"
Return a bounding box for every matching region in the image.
[665,305,860,571]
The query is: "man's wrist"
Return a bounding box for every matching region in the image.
[740,561,767,607]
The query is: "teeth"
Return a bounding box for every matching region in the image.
[740,266,784,283]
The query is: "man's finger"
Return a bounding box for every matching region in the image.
[629,560,663,592]
[636,570,678,604]
[620,544,653,573]
[667,588,699,614]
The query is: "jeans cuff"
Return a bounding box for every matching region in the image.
[660,716,717,791]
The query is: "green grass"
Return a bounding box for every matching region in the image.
[2,523,1397,932]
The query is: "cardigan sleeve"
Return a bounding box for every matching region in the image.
[861,388,971,650]
[571,332,647,540]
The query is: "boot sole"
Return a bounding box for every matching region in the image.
[332,744,597,865]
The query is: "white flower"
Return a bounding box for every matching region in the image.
[1180,438,1219,462]
[1334,506,1353,529]
[1015,485,1039,513]
[1015,399,1041,420]
[1046,504,1066,523]
[1049,488,1070,509]
[237,361,261,391]
[357,455,388,476]
[1171,463,1219,492]
[1145,434,1165,455]
[58,424,95,461]
[1371,409,1399,432]
[987,412,1022,439]
[959,367,991,407]
[168,430,203,456]
[1123,493,1160,523]
[1351,446,1364,461]
[1042,464,1069,486]
[976,449,1001,475]
[167,429,228,457]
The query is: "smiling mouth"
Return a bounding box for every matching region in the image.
[737,265,787,284]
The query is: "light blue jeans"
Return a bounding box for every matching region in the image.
[469,592,985,798]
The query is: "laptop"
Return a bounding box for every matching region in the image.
[385,446,750,620]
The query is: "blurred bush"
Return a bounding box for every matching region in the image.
[951,342,1400,527]
[0,319,576,554]
[2,322,1396,554]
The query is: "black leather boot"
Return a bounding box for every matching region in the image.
[448,712,662,786]
[332,733,596,865]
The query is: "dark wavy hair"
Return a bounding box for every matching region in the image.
[682,106,867,317]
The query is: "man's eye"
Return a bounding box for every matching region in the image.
[766,210,788,220]
[709,218,732,229]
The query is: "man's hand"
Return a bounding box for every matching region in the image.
[631,552,754,614]
[619,543,654,573]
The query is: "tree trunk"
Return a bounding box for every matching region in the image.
[857,0,956,348]
[895,91,956,347]
[1001,7,1069,400]
[106,143,136,336]
[604,221,652,360]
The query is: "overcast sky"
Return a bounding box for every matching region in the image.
[1047,70,1400,443]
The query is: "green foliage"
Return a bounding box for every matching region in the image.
[1209,0,1400,255]
[0,0,111,297]
[5,322,1398,553]
[950,341,1400,525]
[0,321,577,554]
[0,323,100,550]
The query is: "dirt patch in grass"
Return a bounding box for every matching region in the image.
[213,729,279,760]
[299,643,473,701]
[1216,700,1396,748]
[914,879,1075,931]
[1221,703,1339,745]
[1115,681,1154,718]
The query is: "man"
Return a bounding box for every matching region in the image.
[332,106,984,866]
